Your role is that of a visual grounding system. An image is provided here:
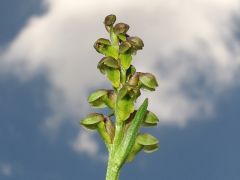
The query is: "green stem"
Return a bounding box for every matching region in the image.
[112,120,124,149]
[106,155,120,180]
[97,122,111,151]
[120,68,126,84]
[105,96,124,180]
[106,28,127,180]
[110,28,119,46]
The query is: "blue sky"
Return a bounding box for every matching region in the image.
[0,0,240,179]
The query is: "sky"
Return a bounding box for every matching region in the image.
[0,0,240,179]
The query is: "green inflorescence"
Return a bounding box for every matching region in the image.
[80,14,159,180]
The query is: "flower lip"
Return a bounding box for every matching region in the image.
[113,23,130,35]
[104,14,116,26]
[127,36,144,50]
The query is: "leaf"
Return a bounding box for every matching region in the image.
[118,86,128,99]
[110,29,119,46]
[139,73,158,91]
[116,96,135,121]
[106,68,120,88]
[126,142,143,163]
[116,99,148,164]
[80,113,104,130]
[104,46,119,59]
[118,34,127,42]
[136,133,158,146]
[126,133,159,162]
[142,111,159,127]
[119,53,132,70]
[116,85,141,121]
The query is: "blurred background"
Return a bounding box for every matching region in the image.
[0,0,240,179]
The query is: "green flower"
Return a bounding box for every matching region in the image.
[80,14,160,180]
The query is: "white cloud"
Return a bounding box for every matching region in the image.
[71,130,108,162]
[71,130,99,157]
[0,0,240,156]
[0,163,13,176]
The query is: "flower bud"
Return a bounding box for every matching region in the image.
[119,41,131,54]
[104,116,115,142]
[119,84,140,100]
[118,33,129,42]
[142,111,159,127]
[128,72,140,86]
[104,14,116,26]
[97,38,111,45]
[139,73,158,91]
[143,144,159,153]
[101,90,116,110]
[98,56,119,74]
[136,133,159,153]
[127,36,144,50]
[124,111,136,132]
[94,38,111,53]
[125,84,140,98]
[80,113,104,130]
[107,90,117,109]
[113,23,130,35]
[126,65,136,81]
[98,57,120,88]
[137,133,158,146]
[88,89,108,108]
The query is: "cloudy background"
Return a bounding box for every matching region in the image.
[0,0,240,179]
